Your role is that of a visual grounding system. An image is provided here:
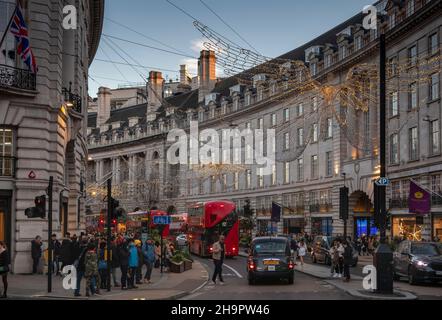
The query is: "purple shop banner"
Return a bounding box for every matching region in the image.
[408,181,430,214]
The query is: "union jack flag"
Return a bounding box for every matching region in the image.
[9,5,37,74]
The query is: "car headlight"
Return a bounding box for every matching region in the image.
[416,260,428,267]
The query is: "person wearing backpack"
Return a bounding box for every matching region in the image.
[84,242,100,297]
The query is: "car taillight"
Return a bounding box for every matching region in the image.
[248,261,255,270]
[288,261,295,269]
[209,247,213,252]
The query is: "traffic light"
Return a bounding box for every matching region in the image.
[243,200,252,218]
[25,195,46,218]
[110,197,120,220]
[339,187,349,220]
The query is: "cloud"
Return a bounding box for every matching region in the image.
[190,38,206,53]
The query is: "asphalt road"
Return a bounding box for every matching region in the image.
[181,255,356,300]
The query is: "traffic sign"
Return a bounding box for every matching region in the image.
[153,215,171,225]
[375,177,390,187]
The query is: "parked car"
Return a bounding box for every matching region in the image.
[246,237,295,285]
[393,240,442,285]
[311,236,358,267]
[176,234,188,246]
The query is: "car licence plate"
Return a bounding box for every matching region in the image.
[263,260,279,265]
[268,266,276,271]
[436,271,442,276]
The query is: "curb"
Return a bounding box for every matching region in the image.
[155,260,210,301]
[296,265,417,300]
[5,263,211,301]
[322,280,418,300]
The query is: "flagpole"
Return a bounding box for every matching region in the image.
[0,5,17,50]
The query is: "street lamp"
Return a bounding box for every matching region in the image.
[373,11,394,295]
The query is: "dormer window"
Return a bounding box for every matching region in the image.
[205,93,219,106]
[245,94,251,106]
[271,82,277,95]
[324,54,332,68]
[389,10,397,29]
[304,46,323,63]
[252,74,266,87]
[310,62,317,76]
[407,0,415,17]
[339,46,347,60]
[355,35,363,51]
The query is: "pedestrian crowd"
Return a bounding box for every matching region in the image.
[28,232,166,297]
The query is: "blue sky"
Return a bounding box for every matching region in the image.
[88,0,372,97]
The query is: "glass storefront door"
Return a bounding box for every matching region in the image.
[354,218,378,239]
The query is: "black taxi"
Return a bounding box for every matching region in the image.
[246,236,295,285]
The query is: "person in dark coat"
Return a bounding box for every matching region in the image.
[118,238,130,290]
[50,234,61,275]
[343,240,353,282]
[31,236,43,274]
[0,241,10,298]
[110,237,121,287]
[74,240,88,297]
[60,232,73,269]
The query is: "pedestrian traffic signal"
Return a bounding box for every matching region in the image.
[25,195,46,218]
[339,187,349,220]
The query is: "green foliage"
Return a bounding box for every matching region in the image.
[171,249,193,264]
[240,217,254,230]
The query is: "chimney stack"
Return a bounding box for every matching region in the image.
[147,71,164,122]
[180,64,191,85]
[97,87,112,128]
[198,50,216,103]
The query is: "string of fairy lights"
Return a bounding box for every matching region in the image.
[87,10,442,208]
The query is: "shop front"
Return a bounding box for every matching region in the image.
[311,217,333,237]
[391,214,425,241]
[353,217,378,239]
[283,217,305,235]
[256,218,277,235]
[432,213,442,241]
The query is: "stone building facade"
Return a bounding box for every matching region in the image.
[0,0,104,273]
[87,0,441,241]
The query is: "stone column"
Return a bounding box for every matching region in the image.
[115,158,121,184]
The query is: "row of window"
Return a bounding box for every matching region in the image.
[187,151,334,195]
[312,3,437,76]
[389,73,440,116]
[390,120,440,164]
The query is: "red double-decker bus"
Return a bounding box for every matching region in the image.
[187,200,239,257]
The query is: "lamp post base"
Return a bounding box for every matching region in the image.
[373,243,394,294]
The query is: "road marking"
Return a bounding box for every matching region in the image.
[223,263,243,279]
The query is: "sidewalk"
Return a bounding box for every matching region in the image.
[4,260,209,300]
[295,263,417,300]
